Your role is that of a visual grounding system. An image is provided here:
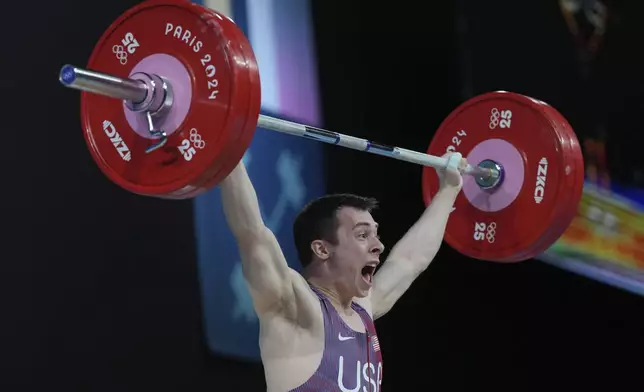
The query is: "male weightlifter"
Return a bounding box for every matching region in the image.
[219,152,466,392]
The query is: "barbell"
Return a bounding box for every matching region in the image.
[58,0,585,263]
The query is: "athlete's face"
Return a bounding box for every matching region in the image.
[327,207,384,298]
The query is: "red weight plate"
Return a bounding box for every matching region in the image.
[477,95,581,262]
[81,0,249,198]
[159,64,250,199]
[197,5,261,191]
[530,102,585,257]
[493,98,583,261]
[487,97,584,262]
[158,33,250,199]
[166,6,262,199]
[163,7,257,199]
[515,114,575,259]
[422,91,572,262]
[500,101,584,261]
[507,146,573,258]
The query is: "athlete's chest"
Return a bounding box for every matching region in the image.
[329,326,383,363]
[331,305,382,357]
[325,310,383,391]
[326,332,383,392]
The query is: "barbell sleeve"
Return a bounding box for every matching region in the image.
[59,64,148,104]
[58,64,500,181]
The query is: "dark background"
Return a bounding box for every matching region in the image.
[4,0,644,390]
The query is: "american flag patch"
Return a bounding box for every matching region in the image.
[371,335,380,352]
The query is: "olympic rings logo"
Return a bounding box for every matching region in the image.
[489,108,500,129]
[190,128,206,149]
[112,45,128,65]
[486,222,496,243]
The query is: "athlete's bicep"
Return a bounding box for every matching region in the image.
[238,227,295,314]
[239,229,320,323]
[370,258,420,319]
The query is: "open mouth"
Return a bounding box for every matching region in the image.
[361,264,377,284]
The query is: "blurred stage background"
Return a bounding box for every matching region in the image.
[4,0,644,390]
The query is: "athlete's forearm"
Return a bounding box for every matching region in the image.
[220,162,266,239]
[388,186,460,269]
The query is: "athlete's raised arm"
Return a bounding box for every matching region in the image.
[220,162,295,315]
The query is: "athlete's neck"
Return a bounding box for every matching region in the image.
[307,279,354,312]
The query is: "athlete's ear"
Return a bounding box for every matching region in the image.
[311,240,331,260]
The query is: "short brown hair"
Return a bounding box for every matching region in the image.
[293,193,378,268]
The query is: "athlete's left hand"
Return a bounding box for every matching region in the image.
[436,152,467,189]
